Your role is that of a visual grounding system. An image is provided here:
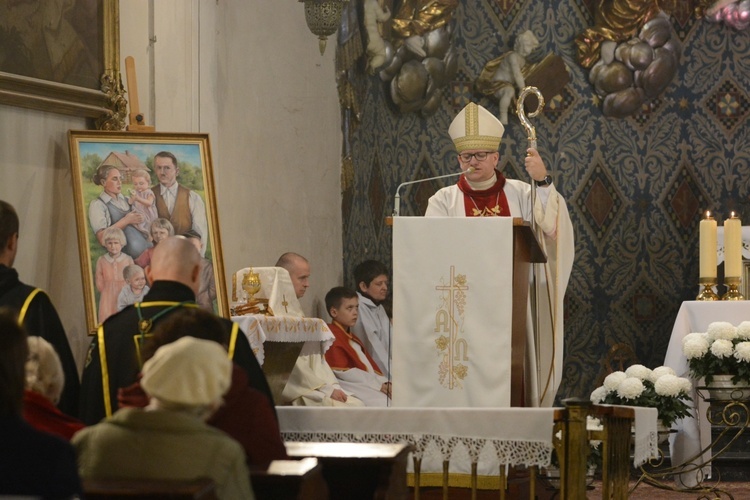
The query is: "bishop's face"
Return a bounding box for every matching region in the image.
[457,150,499,183]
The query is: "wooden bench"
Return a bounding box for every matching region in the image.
[83,477,217,499]
[285,442,412,500]
[251,457,328,500]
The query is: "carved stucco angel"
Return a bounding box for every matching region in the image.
[475,31,540,125]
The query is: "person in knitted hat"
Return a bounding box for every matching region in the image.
[73,336,254,500]
[117,307,288,470]
[425,102,575,407]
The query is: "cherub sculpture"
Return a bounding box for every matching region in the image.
[475,31,540,124]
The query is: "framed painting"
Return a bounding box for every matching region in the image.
[0,0,125,129]
[68,130,228,333]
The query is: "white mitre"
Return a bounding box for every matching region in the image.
[449,102,505,153]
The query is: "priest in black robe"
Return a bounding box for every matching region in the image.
[79,236,274,425]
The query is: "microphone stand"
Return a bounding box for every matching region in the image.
[392,171,467,217]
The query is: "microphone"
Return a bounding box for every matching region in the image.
[392,167,474,217]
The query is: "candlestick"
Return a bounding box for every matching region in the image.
[696,277,719,301]
[699,211,717,279]
[724,212,742,279]
[722,277,744,301]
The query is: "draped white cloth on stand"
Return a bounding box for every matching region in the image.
[392,217,514,407]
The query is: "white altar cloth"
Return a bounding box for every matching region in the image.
[629,406,659,467]
[279,406,555,476]
[392,217,513,407]
[663,301,750,485]
[231,315,334,366]
[277,406,657,476]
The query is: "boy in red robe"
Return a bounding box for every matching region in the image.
[324,287,390,407]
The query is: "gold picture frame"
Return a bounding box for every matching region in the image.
[0,0,125,130]
[68,130,228,333]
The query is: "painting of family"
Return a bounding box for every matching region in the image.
[68,132,226,332]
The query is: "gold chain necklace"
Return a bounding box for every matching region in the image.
[469,193,502,216]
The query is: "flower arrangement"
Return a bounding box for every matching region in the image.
[590,364,692,429]
[682,321,750,385]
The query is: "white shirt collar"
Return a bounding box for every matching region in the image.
[160,183,178,196]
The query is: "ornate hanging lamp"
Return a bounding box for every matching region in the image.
[300,0,349,55]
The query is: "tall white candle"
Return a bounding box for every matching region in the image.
[700,211,717,279]
[724,212,742,278]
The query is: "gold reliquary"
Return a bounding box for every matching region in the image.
[231,267,273,316]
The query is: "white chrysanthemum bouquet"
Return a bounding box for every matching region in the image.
[590,364,692,429]
[682,321,750,385]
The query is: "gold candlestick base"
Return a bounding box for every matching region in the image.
[696,279,719,301]
[722,277,745,301]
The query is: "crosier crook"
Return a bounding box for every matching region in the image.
[516,86,555,405]
[515,86,545,227]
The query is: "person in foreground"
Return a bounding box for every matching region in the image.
[118,308,288,470]
[23,336,85,440]
[79,236,274,424]
[73,336,254,500]
[425,102,574,406]
[0,308,82,498]
[0,199,80,417]
[325,287,391,407]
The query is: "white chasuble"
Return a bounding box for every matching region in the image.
[392,217,513,407]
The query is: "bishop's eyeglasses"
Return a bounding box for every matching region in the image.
[458,151,492,163]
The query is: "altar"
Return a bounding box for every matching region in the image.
[663,300,750,484]
[277,404,658,491]
[231,314,333,404]
[279,406,555,482]
[231,314,333,366]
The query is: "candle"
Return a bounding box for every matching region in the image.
[724,212,742,278]
[700,211,717,279]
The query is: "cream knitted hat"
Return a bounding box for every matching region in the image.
[141,336,232,406]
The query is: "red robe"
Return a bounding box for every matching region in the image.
[457,170,511,217]
[22,390,85,440]
[118,365,288,470]
[326,321,384,376]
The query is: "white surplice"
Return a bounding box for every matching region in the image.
[280,341,365,407]
[351,293,392,379]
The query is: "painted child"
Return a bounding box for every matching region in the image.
[324,286,391,407]
[116,264,150,311]
[134,218,174,269]
[127,169,157,238]
[95,227,134,323]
